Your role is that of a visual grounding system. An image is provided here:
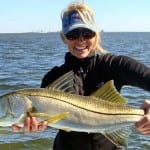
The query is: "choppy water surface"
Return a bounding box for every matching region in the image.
[0,32,150,149]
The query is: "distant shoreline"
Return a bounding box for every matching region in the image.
[0,32,59,34]
[0,31,150,34]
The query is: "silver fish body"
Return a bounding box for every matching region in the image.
[0,87,143,132]
[0,71,145,147]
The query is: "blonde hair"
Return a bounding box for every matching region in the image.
[61,2,107,53]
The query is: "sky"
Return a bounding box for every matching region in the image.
[0,0,150,33]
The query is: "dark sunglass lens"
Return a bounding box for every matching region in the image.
[65,30,80,40]
[65,29,96,40]
[82,30,95,39]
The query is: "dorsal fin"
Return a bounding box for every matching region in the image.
[46,71,75,94]
[91,80,127,105]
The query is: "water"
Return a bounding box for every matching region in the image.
[0,32,150,149]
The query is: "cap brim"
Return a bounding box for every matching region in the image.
[65,23,97,34]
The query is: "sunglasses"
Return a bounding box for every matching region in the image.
[65,28,96,40]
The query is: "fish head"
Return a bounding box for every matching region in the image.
[0,93,32,126]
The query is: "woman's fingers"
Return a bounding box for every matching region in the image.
[11,124,22,132]
[23,116,39,133]
[12,116,48,134]
[31,117,39,133]
[141,100,150,114]
[135,100,150,136]
[23,117,48,133]
[38,121,48,131]
[23,116,32,134]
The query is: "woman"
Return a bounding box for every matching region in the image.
[12,2,150,150]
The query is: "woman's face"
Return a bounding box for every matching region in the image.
[62,28,96,59]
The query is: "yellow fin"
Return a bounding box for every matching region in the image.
[30,112,53,118]
[60,128,71,132]
[104,128,129,148]
[30,112,69,124]
[91,80,127,105]
[46,112,69,123]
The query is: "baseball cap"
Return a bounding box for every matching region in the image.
[62,10,98,34]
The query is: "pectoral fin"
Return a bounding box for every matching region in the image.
[30,112,69,124]
[46,112,69,123]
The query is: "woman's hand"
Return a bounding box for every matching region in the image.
[135,100,150,136]
[12,116,48,134]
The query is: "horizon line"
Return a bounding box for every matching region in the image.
[0,31,150,34]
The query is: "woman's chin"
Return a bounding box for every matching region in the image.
[73,49,90,59]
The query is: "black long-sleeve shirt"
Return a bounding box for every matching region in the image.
[41,52,150,150]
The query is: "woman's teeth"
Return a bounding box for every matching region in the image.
[75,46,87,50]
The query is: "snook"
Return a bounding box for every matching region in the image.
[0,71,144,148]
